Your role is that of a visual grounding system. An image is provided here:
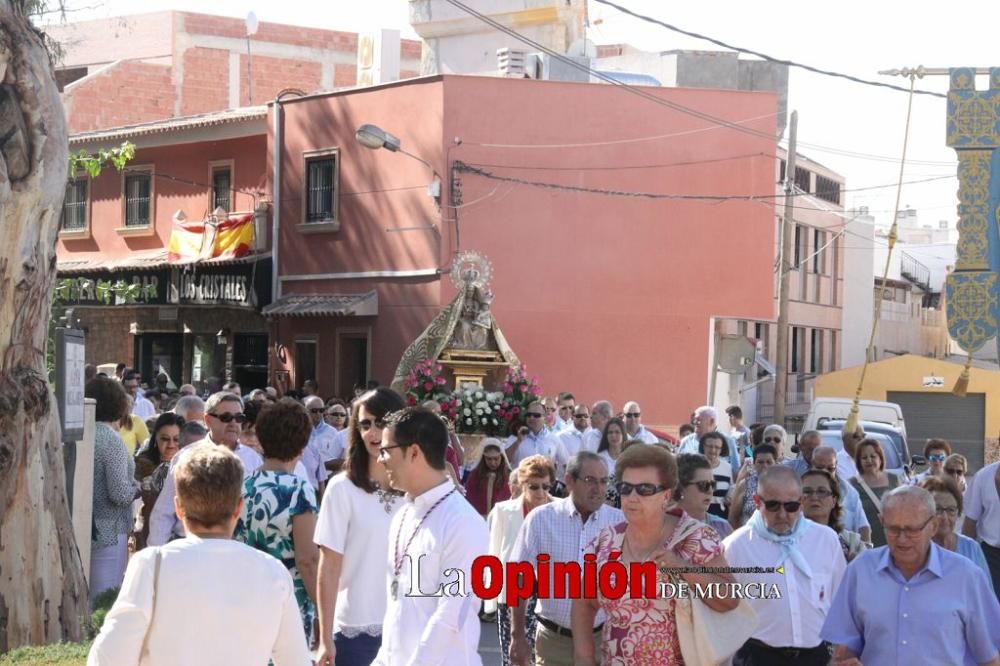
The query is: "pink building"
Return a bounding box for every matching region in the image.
[268,74,779,425]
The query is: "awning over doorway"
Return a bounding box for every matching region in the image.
[262,291,378,318]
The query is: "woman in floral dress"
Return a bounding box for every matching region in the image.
[572,444,740,665]
[234,398,319,649]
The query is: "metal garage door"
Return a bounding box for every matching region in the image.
[887,391,986,473]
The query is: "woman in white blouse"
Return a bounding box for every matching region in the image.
[88,445,309,665]
[486,454,556,666]
[315,388,406,666]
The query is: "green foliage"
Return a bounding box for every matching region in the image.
[0,642,90,665]
[82,586,119,639]
[68,142,135,178]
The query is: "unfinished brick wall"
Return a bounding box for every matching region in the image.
[238,54,323,106]
[64,61,175,133]
[179,47,230,116]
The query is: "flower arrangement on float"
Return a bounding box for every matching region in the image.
[495,365,543,427]
[453,385,505,436]
[403,359,459,421]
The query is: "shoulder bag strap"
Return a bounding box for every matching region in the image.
[139,548,163,661]
[853,476,882,514]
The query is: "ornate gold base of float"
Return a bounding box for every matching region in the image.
[439,349,508,389]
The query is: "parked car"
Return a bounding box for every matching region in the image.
[815,418,925,479]
[805,398,907,441]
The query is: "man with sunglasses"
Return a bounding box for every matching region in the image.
[505,401,568,471]
[620,401,658,445]
[555,392,576,432]
[822,486,1000,666]
[301,396,339,493]
[723,465,846,666]
[557,404,595,459]
[508,452,623,666]
[148,392,262,546]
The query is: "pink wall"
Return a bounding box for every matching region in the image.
[57,134,267,262]
[274,75,778,424]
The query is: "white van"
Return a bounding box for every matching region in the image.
[803,398,907,440]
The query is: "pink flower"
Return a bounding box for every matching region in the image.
[406,395,417,406]
[436,377,446,385]
[424,381,434,390]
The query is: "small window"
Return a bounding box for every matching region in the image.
[810,329,823,374]
[124,172,152,227]
[295,339,317,388]
[791,326,803,373]
[61,179,88,230]
[305,154,338,223]
[212,167,231,213]
[813,229,825,274]
[793,224,804,266]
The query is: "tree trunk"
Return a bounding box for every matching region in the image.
[0,1,85,651]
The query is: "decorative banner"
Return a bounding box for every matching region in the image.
[945,67,1000,352]
[168,213,254,262]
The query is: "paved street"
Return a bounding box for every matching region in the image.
[479,617,502,666]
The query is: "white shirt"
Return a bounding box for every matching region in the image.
[314,472,405,637]
[965,460,1000,547]
[676,433,700,455]
[626,425,659,445]
[837,449,858,481]
[723,518,846,648]
[558,427,596,459]
[373,479,488,666]
[310,421,343,462]
[598,451,617,477]
[88,535,309,666]
[505,430,567,469]
[509,496,625,629]
[299,439,328,490]
[581,429,602,454]
[148,438,261,547]
[132,394,156,419]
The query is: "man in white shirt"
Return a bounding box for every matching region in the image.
[621,401,658,444]
[557,404,595,460]
[963,459,1000,599]
[122,370,156,418]
[678,405,741,470]
[581,400,614,453]
[373,406,488,665]
[723,465,846,665]
[148,392,262,546]
[555,392,576,432]
[508,451,624,666]
[505,400,567,469]
[302,395,338,492]
[172,394,205,423]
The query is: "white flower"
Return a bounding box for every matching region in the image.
[465,418,473,425]
[476,409,484,416]
[483,406,492,414]
[475,391,483,399]
[463,408,472,416]
[492,418,498,425]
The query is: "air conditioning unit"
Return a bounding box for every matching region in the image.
[497,48,526,78]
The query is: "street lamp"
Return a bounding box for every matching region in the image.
[355,123,440,201]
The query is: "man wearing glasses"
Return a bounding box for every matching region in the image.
[302,396,339,492]
[148,392,262,546]
[620,401,659,445]
[505,401,568,470]
[557,404,595,459]
[723,466,846,666]
[555,392,576,432]
[508,451,623,666]
[822,486,1000,666]
[811,447,871,545]
[678,405,740,472]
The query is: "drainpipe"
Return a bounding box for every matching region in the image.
[270,88,305,302]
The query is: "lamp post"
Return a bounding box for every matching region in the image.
[355,123,441,201]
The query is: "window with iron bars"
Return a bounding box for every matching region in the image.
[61,179,88,230]
[305,155,338,223]
[212,167,232,213]
[124,172,151,227]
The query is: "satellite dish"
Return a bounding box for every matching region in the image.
[245,11,259,36]
[567,37,596,58]
[717,335,757,374]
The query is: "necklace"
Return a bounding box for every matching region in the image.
[372,479,404,514]
[390,488,456,600]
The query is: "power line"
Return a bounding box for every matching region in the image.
[441,0,955,167]
[462,151,768,171]
[592,0,946,99]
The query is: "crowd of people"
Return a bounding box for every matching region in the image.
[83,375,1000,665]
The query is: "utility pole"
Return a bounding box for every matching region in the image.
[773,110,798,428]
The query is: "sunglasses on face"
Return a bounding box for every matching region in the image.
[686,480,716,493]
[525,412,543,419]
[326,412,347,418]
[616,481,666,497]
[763,436,782,443]
[359,419,387,432]
[208,412,246,424]
[574,414,590,419]
[802,488,833,498]
[762,499,801,513]
[527,483,552,492]
[624,412,641,418]
[309,408,325,414]
[928,454,946,462]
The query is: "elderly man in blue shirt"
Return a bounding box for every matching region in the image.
[821,485,1000,666]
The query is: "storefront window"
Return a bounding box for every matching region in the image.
[192,335,226,391]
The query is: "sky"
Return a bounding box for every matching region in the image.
[49,0,1000,236]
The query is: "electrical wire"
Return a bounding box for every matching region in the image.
[461,151,768,171]
[441,0,956,167]
[592,0,946,99]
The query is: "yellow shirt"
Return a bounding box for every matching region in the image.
[119,415,150,455]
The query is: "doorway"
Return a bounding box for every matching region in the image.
[135,333,183,388]
[337,332,368,399]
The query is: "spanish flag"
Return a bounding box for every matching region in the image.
[168,213,254,262]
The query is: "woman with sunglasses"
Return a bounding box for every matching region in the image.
[315,388,406,666]
[728,443,779,530]
[675,453,732,538]
[573,444,739,666]
[133,412,184,550]
[920,475,994,586]
[911,438,952,485]
[801,469,865,562]
[850,438,901,547]
[324,399,350,431]
[486,455,555,665]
